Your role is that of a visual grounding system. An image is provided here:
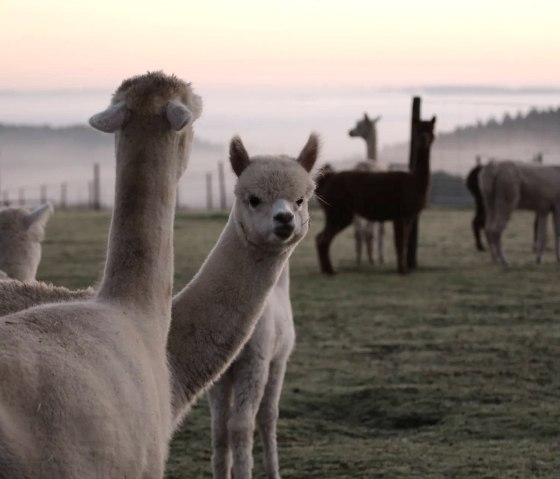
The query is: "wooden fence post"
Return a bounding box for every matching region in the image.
[206,172,213,210]
[60,183,67,209]
[407,96,421,270]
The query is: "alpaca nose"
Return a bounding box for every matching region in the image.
[274,211,294,225]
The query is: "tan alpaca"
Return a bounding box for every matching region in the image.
[0,134,318,479]
[348,113,385,265]
[0,203,53,281]
[479,160,560,265]
[0,71,201,478]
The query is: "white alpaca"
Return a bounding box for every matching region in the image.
[0,71,201,478]
[202,136,317,479]
[348,113,385,265]
[0,134,318,479]
[479,160,560,265]
[0,203,53,281]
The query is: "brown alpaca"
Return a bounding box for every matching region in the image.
[465,164,486,251]
[315,117,436,275]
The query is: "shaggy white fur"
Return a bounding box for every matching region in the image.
[348,114,385,265]
[0,203,53,281]
[479,160,560,265]
[0,71,201,478]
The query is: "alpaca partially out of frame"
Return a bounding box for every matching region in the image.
[0,134,318,479]
[0,71,201,478]
[479,160,560,265]
[316,117,436,275]
[348,113,385,265]
[0,203,53,280]
[465,164,486,251]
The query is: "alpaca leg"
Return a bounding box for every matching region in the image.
[316,211,353,275]
[208,373,234,479]
[256,359,289,479]
[353,217,363,266]
[552,209,560,262]
[364,221,374,265]
[377,221,385,264]
[393,220,409,274]
[534,213,548,264]
[229,355,269,479]
[473,212,485,251]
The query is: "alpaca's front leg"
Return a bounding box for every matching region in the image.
[534,212,549,264]
[257,359,288,479]
[208,374,234,479]
[376,222,385,264]
[229,355,269,479]
[364,221,374,265]
[353,217,364,266]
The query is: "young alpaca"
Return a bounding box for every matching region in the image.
[465,164,486,251]
[0,71,201,478]
[202,136,317,479]
[0,135,319,479]
[316,117,436,275]
[0,203,53,280]
[348,113,385,265]
[479,160,560,265]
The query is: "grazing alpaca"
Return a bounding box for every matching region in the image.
[316,117,436,275]
[203,136,317,479]
[479,160,560,265]
[0,203,53,280]
[465,164,486,251]
[0,71,201,478]
[0,135,318,479]
[348,113,385,265]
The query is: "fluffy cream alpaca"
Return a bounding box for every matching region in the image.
[479,160,560,265]
[0,71,201,478]
[0,134,318,479]
[0,203,53,281]
[348,113,385,265]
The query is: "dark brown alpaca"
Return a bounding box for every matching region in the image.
[465,164,486,251]
[315,117,436,275]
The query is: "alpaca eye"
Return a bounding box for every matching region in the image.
[296,198,304,207]
[248,196,261,208]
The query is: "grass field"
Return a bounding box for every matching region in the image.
[37,207,560,478]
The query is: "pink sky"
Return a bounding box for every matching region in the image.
[1,0,558,90]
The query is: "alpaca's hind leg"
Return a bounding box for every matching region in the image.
[229,354,269,479]
[256,359,289,479]
[208,373,234,479]
[316,211,353,275]
[377,221,385,264]
[534,212,549,264]
[353,216,363,266]
[473,211,485,251]
[393,219,409,274]
[364,220,374,265]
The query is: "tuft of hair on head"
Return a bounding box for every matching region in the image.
[24,203,54,236]
[229,135,251,177]
[296,133,320,173]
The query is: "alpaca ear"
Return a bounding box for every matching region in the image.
[230,136,251,177]
[166,99,192,131]
[89,102,129,133]
[296,133,319,172]
[364,113,370,122]
[373,115,381,123]
[431,116,437,126]
[24,203,53,234]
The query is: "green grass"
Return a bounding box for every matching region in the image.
[37,207,560,478]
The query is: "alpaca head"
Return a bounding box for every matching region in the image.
[414,116,436,150]
[348,113,381,139]
[0,203,53,281]
[89,71,203,179]
[230,134,319,251]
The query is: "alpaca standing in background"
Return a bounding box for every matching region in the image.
[0,71,201,478]
[348,113,384,265]
[0,134,319,479]
[479,160,560,265]
[0,203,53,280]
[316,117,436,275]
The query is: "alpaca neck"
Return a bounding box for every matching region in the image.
[412,143,432,192]
[96,122,178,323]
[364,128,378,160]
[168,209,293,424]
